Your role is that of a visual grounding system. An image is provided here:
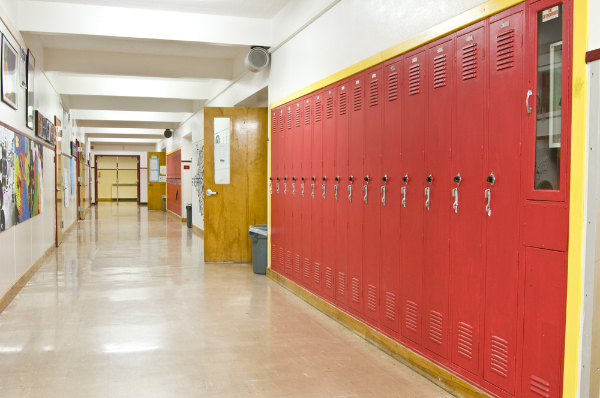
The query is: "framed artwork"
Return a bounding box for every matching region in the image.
[1,34,18,110]
[34,110,42,139]
[19,47,26,88]
[26,51,35,129]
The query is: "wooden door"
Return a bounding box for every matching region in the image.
[204,107,268,263]
[147,152,166,210]
[54,117,62,247]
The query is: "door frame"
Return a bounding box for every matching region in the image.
[94,154,141,204]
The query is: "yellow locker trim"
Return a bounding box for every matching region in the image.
[166,147,181,156]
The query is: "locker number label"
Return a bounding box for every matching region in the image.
[412,57,417,63]
[356,80,359,84]
[372,74,376,78]
[437,47,443,53]
[466,35,473,42]
[501,20,510,28]
[542,6,559,22]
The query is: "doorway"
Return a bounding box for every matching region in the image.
[94,155,140,204]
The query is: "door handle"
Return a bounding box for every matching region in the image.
[526,90,533,114]
[301,183,304,197]
[401,186,406,208]
[56,187,61,192]
[206,189,218,197]
[348,185,352,202]
[381,186,386,206]
[292,183,296,196]
[334,185,338,201]
[148,183,153,186]
[311,184,315,198]
[425,187,430,210]
[452,188,458,213]
[485,189,491,216]
[363,185,368,204]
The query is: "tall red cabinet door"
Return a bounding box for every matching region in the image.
[423,38,453,359]
[292,101,304,281]
[277,108,286,271]
[271,109,279,271]
[483,8,524,394]
[302,98,313,287]
[335,82,350,307]
[451,23,486,375]
[363,67,383,323]
[322,88,337,299]
[311,93,324,292]
[347,75,365,314]
[400,48,427,345]
[381,59,402,334]
[284,105,294,276]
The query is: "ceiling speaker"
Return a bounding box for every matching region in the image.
[164,129,173,138]
[245,46,270,72]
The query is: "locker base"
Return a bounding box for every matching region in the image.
[266,267,492,398]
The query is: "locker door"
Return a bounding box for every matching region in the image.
[335,82,350,307]
[451,23,486,375]
[322,88,337,299]
[347,75,365,314]
[363,67,383,323]
[423,37,453,359]
[311,93,324,292]
[271,109,279,271]
[284,105,293,276]
[483,8,523,394]
[302,97,313,287]
[400,48,426,345]
[381,58,402,333]
[277,108,285,271]
[292,101,303,281]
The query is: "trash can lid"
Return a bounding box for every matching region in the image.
[248,224,267,236]
[185,203,192,207]
[162,195,167,198]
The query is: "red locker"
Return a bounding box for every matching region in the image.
[335,81,350,307]
[322,88,337,299]
[520,248,566,398]
[451,22,486,375]
[347,75,365,314]
[311,92,324,292]
[400,47,427,345]
[423,37,453,359]
[284,105,294,276]
[292,101,303,281]
[277,108,285,271]
[483,8,524,394]
[271,109,279,271]
[363,67,383,323]
[381,58,402,333]
[302,97,313,287]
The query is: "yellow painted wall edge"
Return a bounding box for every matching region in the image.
[267,0,590,397]
[166,147,181,156]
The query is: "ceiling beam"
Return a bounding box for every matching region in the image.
[77,120,179,129]
[71,110,190,123]
[63,95,203,113]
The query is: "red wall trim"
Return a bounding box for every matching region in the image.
[586,48,600,63]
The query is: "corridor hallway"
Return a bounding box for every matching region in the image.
[0,203,451,398]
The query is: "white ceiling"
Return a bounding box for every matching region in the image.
[23,0,292,18]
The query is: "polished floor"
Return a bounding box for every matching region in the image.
[0,203,453,397]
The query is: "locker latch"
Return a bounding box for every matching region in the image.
[452,188,458,213]
[276,183,279,194]
[486,172,495,186]
[425,187,430,210]
[311,177,315,198]
[363,185,368,204]
[485,189,491,216]
[284,182,287,195]
[322,184,326,200]
[453,173,461,186]
[402,174,408,184]
[292,177,296,196]
[426,174,433,186]
[381,186,385,206]
[269,177,273,194]
[301,177,305,197]
[401,187,406,208]
[526,90,533,114]
[334,176,340,201]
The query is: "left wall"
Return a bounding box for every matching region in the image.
[0,0,76,302]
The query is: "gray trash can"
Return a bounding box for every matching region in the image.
[162,195,166,212]
[185,203,192,228]
[248,224,268,274]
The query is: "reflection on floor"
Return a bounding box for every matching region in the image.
[0,203,452,397]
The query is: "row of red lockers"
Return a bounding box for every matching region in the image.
[270,1,571,398]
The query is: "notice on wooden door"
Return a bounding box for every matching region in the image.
[214,117,231,184]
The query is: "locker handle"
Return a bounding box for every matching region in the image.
[284,183,287,195]
[363,185,368,203]
[292,182,296,196]
[526,90,533,114]
[311,184,315,198]
[381,186,386,206]
[348,185,352,202]
[269,182,272,195]
[452,188,458,213]
[401,186,406,207]
[334,185,338,201]
[322,184,326,200]
[425,187,430,210]
[485,189,491,216]
[276,183,279,194]
[301,183,305,197]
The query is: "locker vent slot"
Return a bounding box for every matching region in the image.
[338,272,345,296]
[369,80,379,107]
[325,267,332,289]
[305,105,311,124]
[315,102,322,122]
[408,64,420,96]
[314,263,320,284]
[457,322,474,359]
[385,292,395,321]
[367,285,377,312]
[279,115,283,132]
[339,92,347,115]
[304,258,310,279]
[326,97,334,119]
[433,54,447,89]
[490,336,509,377]
[353,86,362,111]
[272,115,277,132]
[530,375,550,397]
[286,251,292,270]
[279,248,284,266]
[496,29,515,71]
[295,108,301,127]
[351,278,360,303]
[294,254,300,274]
[429,311,443,345]
[287,110,292,129]
[405,301,418,332]
[271,245,276,265]
[462,43,478,80]
[388,72,398,101]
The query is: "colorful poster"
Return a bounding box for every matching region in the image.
[31,141,43,215]
[0,127,15,231]
[14,134,43,224]
[70,157,75,195]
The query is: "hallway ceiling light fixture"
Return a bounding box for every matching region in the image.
[164,129,173,138]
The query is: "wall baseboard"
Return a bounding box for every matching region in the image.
[166,209,184,222]
[266,268,492,398]
[0,245,54,315]
[192,225,204,239]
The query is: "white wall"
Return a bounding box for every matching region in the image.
[590,0,600,52]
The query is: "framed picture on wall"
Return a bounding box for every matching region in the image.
[1,34,18,110]
[26,50,35,129]
[19,47,26,88]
